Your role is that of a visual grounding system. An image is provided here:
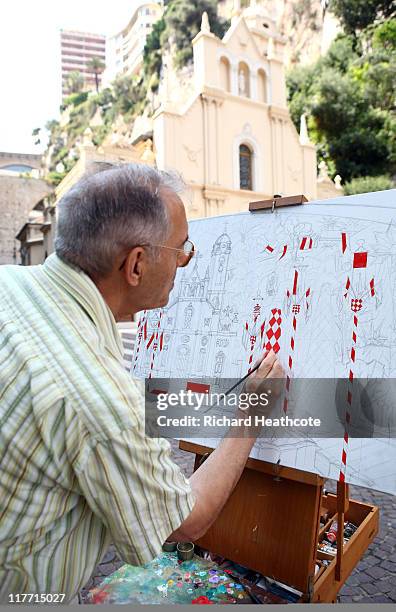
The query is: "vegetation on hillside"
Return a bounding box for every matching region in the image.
[43,0,228,184]
[329,0,396,36]
[287,14,396,188]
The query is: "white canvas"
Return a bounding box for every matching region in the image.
[132,190,396,494]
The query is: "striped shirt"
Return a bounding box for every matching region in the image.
[0,254,195,603]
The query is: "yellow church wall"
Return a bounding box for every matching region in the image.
[154,88,317,218]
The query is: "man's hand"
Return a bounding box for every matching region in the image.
[244,349,284,397]
[229,350,285,437]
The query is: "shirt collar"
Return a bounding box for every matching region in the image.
[43,253,124,361]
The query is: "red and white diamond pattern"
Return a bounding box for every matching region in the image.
[265,308,282,354]
[351,298,363,312]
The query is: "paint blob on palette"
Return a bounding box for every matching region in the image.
[132,190,396,495]
[88,553,252,604]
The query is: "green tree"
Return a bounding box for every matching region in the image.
[112,74,146,116]
[352,20,396,112]
[329,0,396,36]
[63,91,89,107]
[94,87,114,110]
[321,34,359,72]
[143,18,166,84]
[66,71,84,94]
[372,18,396,50]
[287,22,396,182]
[162,0,229,68]
[87,57,105,93]
[312,69,390,179]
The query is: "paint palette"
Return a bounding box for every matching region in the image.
[88,552,251,605]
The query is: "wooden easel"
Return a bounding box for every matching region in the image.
[180,441,378,602]
[179,194,379,602]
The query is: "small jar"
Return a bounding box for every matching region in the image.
[162,541,177,552]
[177,541,194,561]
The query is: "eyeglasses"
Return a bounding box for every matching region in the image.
[119,238,195,270]
[152,239,195,267]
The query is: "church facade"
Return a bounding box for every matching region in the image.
[151,4,318,219]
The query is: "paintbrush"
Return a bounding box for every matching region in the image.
[201,363,262,413]
[202,352,274,413]
[222,361,262,397]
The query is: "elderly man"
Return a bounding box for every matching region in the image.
[0,164,282,603]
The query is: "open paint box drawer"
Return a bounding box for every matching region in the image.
[312,492,379,602]
[180,441,379,603]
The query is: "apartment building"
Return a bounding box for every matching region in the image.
[60,29,106,99]
[104,2,163,84]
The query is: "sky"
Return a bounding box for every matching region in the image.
[0,1,146,154]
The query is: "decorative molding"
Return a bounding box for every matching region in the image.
[203,187,230,200]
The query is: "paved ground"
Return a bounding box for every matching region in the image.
[80,441,395,604]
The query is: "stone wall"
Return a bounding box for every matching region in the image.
[0,151,42,171]
[0,176,52,265]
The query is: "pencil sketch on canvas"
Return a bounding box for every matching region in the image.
[132,190,396,495]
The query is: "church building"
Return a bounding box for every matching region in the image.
[149,2,318,218]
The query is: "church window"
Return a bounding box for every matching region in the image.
[239,144,253,190]
[219,56,231,92]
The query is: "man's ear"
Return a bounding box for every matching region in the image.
[124,247,146,287]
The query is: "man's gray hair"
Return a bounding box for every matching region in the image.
[55,163,184,278]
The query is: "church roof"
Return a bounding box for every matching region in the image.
[213,232,232,245]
